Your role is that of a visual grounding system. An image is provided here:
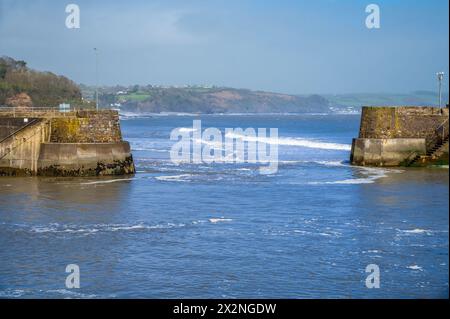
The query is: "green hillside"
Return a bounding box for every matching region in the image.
[0,56,83,108]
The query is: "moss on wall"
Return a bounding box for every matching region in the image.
[359,107,449,149]
[50,111,122,143]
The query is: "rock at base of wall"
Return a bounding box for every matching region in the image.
[37,155,135,177]
[1,156,135,177]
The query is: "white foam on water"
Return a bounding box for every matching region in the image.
[209,218,233,223]
[178,127,198,133]
[225,132,351,151]
[155,174,194,182]
[362,250,382,254]
[309,178,376,185]
[290,229,341,237]
[0,289,26,298]
[315,160,348,167]
[407,265,423,271]
[28,222,186,235]
[309,167,403,185]
[192,220,208,225]
[397,228,432,235]
[46,289,99,299]
[80,178,135,185]
[119,111,156,120]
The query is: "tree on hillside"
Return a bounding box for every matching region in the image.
[0,56,83,107]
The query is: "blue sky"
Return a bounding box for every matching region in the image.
[0,0,448,94]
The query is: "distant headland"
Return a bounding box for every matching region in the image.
[1,56,447,114]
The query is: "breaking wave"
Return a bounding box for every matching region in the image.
[155,174,195,182]
[308,167,403,185]
[80,178,136,185]
[209,218,233,223]
[224,132,351,151]
[12,222,188,236]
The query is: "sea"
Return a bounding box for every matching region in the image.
[0,113,448,298]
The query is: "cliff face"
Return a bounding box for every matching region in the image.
[130,89,330,113]
[93,86,331,114]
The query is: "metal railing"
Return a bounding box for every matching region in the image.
[0,106,97,118]
[436,117,449,143]
[404,151,421,167]
[427,118,449,150]
[0,118,43,160]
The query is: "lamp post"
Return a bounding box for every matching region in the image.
[437,72,444,108]
[94,48,99,110]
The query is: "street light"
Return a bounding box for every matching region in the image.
[94,48,99,110]
[437,72,444,108]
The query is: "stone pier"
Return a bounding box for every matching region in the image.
[350,106,449,167]
[0,109,135,176]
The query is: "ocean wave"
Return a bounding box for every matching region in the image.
[2,217,236,237]
[308,167,403,185]
[209,218,233,223]
[80,178,135,185]
[119,111,155,120]
[407,265,423,271]
[224,132,351,151]
[0,289,26,298]
[396,228,433,235]
[178,127,198,133]
[268,228,342,237]
[314,160,349,167]
[309,178,378,185]
[45,289,100,299]
[24,222,186,235]
[155,174,194,182]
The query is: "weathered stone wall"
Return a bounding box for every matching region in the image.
[50,110,122,143]
[0,117,35,140]
[358,107,449,149]
[0,119,51,175]
[0,109,135,176]
[38,142,135,176]
[351,138,426,167]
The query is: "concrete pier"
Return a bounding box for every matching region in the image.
[0,109,135,176]
[350,106,449,167]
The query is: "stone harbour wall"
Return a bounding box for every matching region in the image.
[0,117,35,140]
[50,110,122,143]
[0,119,51,176]
[351,106,449,167]
[358,106,449,149]
[351,138,426,167]
[38,142,135,176]
[0,110,135,176]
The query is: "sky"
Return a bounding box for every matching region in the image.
[0,0,448,94]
